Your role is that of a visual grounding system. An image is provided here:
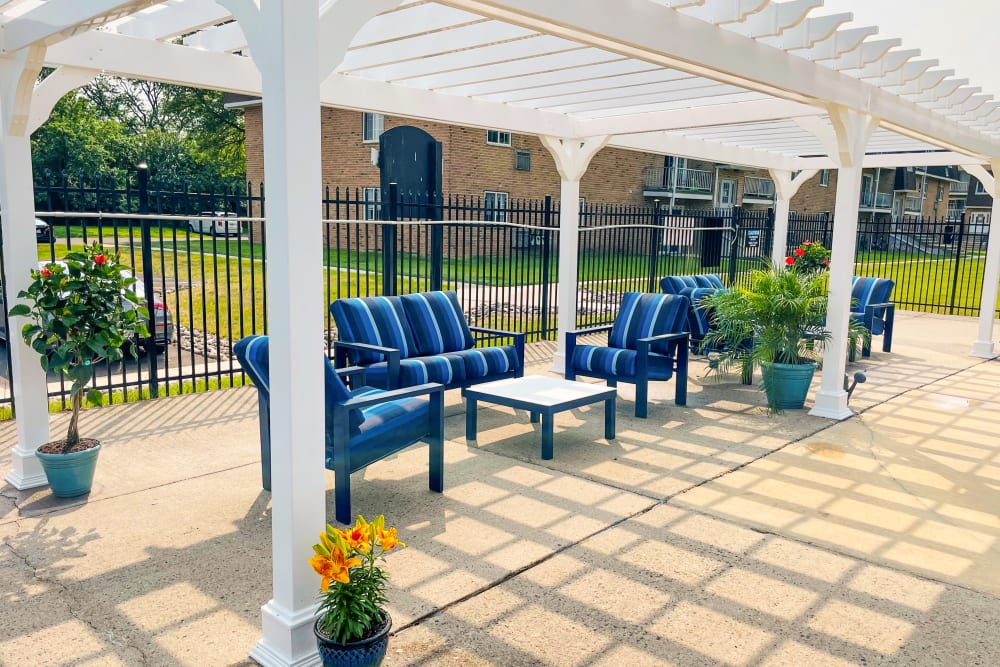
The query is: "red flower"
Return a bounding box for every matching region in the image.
[822,259,829,266]
[785,256,795,266]
[794,248,805,257]
[802,241,812,246]
[94,254,106,265]
[40,268,52,278]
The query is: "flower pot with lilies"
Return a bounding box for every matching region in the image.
[8,244,148,496]
[310,515,405,667]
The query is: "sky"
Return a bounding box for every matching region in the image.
[816,0,1000,97]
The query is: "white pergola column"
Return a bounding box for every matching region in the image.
[1,47,52,489]
[810,107,876,420]
[222,1,325,665]
[540,135,609,373]
[768,168,817,265]
[961,162,1000,358]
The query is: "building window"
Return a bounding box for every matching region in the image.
[515,150,531,171]
[362,112,384,143]
[486,129,511,146]
[484,190,508,222]
[579,197,586,210]
[976,181,988,195]
[363,187,381,220]
[819,169,830,187]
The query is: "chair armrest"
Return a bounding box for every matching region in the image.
[637,331,690,345]
[470,326,521,339]
[567,324,614,338]
[341,382,444,410]
[333,340,399,359]
[335,365,367,385]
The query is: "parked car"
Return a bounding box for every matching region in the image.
[188,211,241,236]
[35,218,52,243]
[0,263,174,353]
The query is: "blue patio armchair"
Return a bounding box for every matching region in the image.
[851,276,895,357]
[565,292,690,418]
[234,335,444,524]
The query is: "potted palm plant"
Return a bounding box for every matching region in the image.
[702,261,831,411]
[310,514,405,667]
[8,243,148,497]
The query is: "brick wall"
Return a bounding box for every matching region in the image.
[244,106,662,207]
[790,170,837,215]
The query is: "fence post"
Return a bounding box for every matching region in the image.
[948,211,966,315]
[540,195,553,340]
[727,206,741,286]
[765,207,776,264]
[381,182,399,295]
[430,190,443,291]
[137,164,159,398]
[647,200,661,293]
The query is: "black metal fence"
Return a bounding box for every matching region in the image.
[0,176,994,412]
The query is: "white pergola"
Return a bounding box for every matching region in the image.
[2,1,999,664]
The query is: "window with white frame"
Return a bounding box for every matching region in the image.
[976,181,988,195]
[484,190,509,222]
[486,129,511,146]
[363,187,381,220]
[515,150,531,171]
[819,169,830,187]
[362,112,384,143]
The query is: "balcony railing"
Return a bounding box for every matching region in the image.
[743,176,775,199]
[860,191,892,208]
[949,181,969,196]
[642,167,714,194]
[904,196,922,212]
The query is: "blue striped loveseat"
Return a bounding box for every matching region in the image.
[659,274,728,353]
[331,290,525,390]
[565,292,690,418]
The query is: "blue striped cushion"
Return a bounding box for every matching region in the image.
[323,356,366,432]
[678,287,718,338]
[362,354,468,388]
[608,293,689,355]
[328,396,429,470]
[660,275,698,294]
[234,335,270,395]
[851,276,895,335]
[699,274,725,289]
[570,346,674,380]
[330,296,416,364]
[455,345,520,378]
[401,291,475,355]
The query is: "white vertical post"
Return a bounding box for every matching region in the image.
[963,162,1000,358]
[810,109,876,420]
[0,49,51,490]
[540,136,609,373]
[769,169,817,266]
[222,1,325,665]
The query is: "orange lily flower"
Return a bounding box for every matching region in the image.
[343,516,372,553]
[377,526,406,551]
[309,548,361,591]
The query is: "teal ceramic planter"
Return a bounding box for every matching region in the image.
[36,442,101,497]
[761,362,817,410]
[315,612,391,667]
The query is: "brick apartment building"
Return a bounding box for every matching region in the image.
[233,100,971,223]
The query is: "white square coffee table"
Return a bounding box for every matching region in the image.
[462,375,616,460]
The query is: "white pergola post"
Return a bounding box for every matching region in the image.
[540,135,609,372]
[961,162,1000,358]
[810,107,876,420]
[768,168,817,265]
[1,47,51,490]
[222,1,325,665]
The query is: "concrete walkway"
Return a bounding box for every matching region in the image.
[1,312,997,666]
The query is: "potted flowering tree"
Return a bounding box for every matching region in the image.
[309,514,405,667]
[8,243,148,497]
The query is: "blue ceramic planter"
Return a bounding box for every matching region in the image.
[315,612,391,667]
[761,362,817,410]
[36,442,101,497]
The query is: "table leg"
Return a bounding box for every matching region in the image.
[541,412,554,460]
[530,411,540,423]
[605,396,616,440]
[466,397,478,441]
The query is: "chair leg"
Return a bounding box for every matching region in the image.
[635,379,648,419]
[428,391,444,493]
[334,466,352,525]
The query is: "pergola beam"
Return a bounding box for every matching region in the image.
[0,0,158,53]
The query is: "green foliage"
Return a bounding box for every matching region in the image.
[310,515,404,644]
[8,244,149,447]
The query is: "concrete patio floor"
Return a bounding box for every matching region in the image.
[1,311,998,666]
